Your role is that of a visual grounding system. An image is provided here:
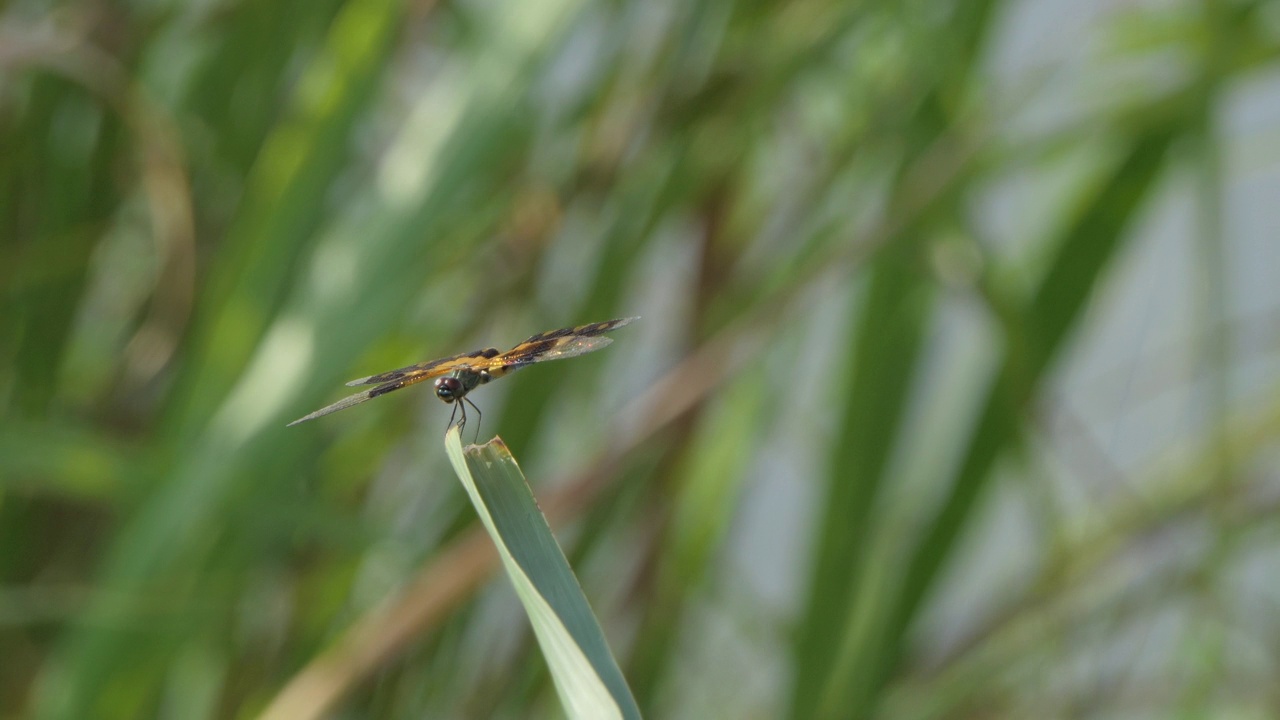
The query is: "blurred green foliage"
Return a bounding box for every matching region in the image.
[2,0,1279,718]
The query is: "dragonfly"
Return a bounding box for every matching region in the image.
[287,317,638,432]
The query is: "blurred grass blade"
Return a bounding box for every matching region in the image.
[820,123,1183,717]
[443,427,640,720]
[31,1,409,715]
[168,0,406,435]
[0,421,135,500]
[791,253,934,720]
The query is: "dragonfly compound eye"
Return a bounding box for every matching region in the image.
[434,377,462,402]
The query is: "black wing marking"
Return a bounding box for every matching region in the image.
[518,317,639,345]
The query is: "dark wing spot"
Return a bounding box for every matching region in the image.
[521,317,637,344]
[368,379,408,398]
[506,338,557,366]
[523,326,575,343]
[578,321,614,336]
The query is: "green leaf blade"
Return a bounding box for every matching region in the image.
[443,428,640,720]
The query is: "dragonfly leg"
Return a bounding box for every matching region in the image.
[464,398,483,444]
[448,401,461,432]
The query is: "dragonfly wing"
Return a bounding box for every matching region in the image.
[288,374,432,426]
[289,318,637,427]
[345,348,500,386]
[287,388,382,426]
[497,317,638,371]
[499,335,613,369]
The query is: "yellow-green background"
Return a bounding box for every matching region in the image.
[3,0,1280,717]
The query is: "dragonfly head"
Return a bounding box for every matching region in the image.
[434,377,463,403]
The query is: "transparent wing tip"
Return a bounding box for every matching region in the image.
[286,389,375,426]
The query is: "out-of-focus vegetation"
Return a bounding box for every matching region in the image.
[2,0,1279,717]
